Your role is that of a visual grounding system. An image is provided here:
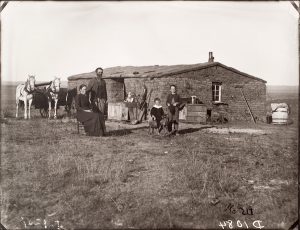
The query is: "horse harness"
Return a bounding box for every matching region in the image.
[22,80,35,95]
[46,81,59,100]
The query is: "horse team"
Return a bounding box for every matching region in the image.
[15,75,65,119]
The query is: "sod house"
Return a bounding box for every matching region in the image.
[68,53,267,122]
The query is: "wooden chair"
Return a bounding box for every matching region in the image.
[77,120,85,134]
[75,108,85,134]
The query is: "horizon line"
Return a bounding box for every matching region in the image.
[0,80,298,87]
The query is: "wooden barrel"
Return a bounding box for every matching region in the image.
[186,104,207,123]
[271,103,289,125]
[108,102,128,121]
[272,110,288,124]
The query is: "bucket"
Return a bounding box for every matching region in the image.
[266,115,272,124]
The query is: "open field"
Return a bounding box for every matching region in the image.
[0,84,298,229]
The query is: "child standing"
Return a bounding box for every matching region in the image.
[166,85,181,135]
[150,98,165,133]
[124,92,136,103]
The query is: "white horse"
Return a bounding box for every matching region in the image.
[46,77,61,119]
[16,75,36,119]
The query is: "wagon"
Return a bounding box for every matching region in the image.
[32,87,70,118]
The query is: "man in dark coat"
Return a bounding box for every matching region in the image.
[86,67,107,133]
[166,85,181,135]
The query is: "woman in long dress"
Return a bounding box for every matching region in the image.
[75,84,105,136]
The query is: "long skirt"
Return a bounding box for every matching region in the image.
[77,110,105,136]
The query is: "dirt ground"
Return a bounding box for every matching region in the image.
[0,85,298,229]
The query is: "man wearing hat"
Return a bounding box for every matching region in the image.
[86,67,107,133]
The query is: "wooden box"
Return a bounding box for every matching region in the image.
[186,104,207,124]
[108,102,128,121]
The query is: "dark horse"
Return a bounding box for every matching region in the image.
[32,87,77,118]
[65,87,77,115]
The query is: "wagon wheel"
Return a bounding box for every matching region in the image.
[40,108,48,118]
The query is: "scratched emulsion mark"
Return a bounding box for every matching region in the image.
[218,203,264,229]
[20,216,64,229]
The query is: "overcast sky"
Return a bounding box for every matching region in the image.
[1,1,299,85]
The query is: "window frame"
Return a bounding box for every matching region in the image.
[212,82,222,103]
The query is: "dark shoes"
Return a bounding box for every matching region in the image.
[174,130,180,136]
[169,130,180,136]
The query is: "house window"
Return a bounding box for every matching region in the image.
[212,82,222,102]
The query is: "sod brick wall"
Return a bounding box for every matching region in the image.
[68,78,124,103]
[124,66,266,121]
[68,65,266,121]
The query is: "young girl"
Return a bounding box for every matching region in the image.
[124,92,139,124]
[150,98,165,133]
[124,92,136,103]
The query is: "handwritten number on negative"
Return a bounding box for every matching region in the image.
[219,221,227,229]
